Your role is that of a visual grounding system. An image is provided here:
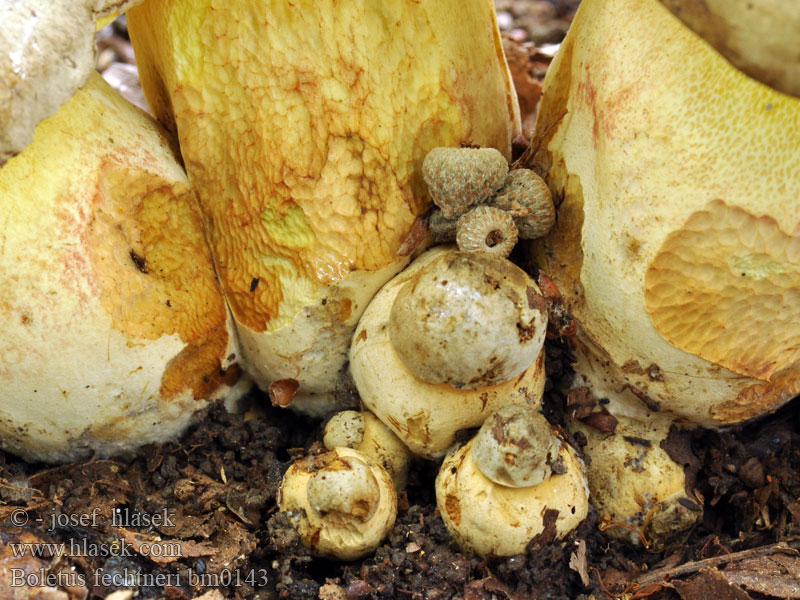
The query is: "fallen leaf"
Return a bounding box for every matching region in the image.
[114,528,217,565]
[724,553,800,598]
[675,569,752,600]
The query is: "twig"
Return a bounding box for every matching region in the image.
[635,539,800,588]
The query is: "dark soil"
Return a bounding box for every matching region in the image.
[3,335,800,600]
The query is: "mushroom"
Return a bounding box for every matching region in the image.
[570,414,701,552]
[435,405,589,557]
[126,0,521,415]
[528,0,799,544]
[657,0,800,97]
[0,73,246,462]
[323,410,413,490]
[350,246,548,458]
[0,0,144,163]
[278,447,397,561]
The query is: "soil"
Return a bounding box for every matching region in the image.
[4,2,800,600]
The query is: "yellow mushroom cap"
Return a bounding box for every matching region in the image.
[350,247,546,459]
[532,0,800,426]
[436,434,589,557]
[127,0,520,413]
[0,73,244,463]
[278,447,397,561]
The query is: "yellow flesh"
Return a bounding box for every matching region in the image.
[127,0,519,333]
[0,73,235,460]
[533,0,800,425]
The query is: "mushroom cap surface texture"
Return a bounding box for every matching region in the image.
[350,247,546,458]
[127,0,520,415]
[0,73,244,463]
[657,0,800,97]
[323,410,413,490]
[471,405,561,488]
[389,251,547,389]
[531,0,800,426]
[436,433,589,557]
[0,0,143,163]
[278,447,397,561]
[570,414,701,551]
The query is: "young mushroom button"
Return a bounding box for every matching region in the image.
[350,247,549,458]
[323,410,413,490]
[278,447,397,561]
[389,251,547,389]
[435,405,589,557]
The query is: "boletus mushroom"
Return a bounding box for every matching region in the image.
[350,247,548,458]
[435,405,589,557]
[0,73,245,462]
[126,0,521,415]
[278,447,397,561]
[529,0,800,547]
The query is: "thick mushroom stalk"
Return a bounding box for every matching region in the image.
[350,247,548,458]
[435,405,589,557]
[529,0,800,428]
[323,410,413,490]
[0,73,245,463]
[127,0,520,415]
[0,0,144,163]
[278,448,397,561]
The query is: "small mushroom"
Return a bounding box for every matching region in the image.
[389,250,546,389]
[570,412,701,551]
[278,447,397,561]
[435,405,589,557]
[422,147,509,219]
[350,247,548,458]
[323,410,413,490]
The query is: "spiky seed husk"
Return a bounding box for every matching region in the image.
[456,205,518,258]
[422,147,509,219]
[491,169,555,239]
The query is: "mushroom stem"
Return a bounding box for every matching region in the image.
[436,405,589,557]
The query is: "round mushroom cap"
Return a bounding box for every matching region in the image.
[389,252,547,389]
[471,405,561,488]
[436,437,589,557]
[278,447,397,561]
[323,410,413,490]
[323,411,366,449]
[306,455,380,522]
